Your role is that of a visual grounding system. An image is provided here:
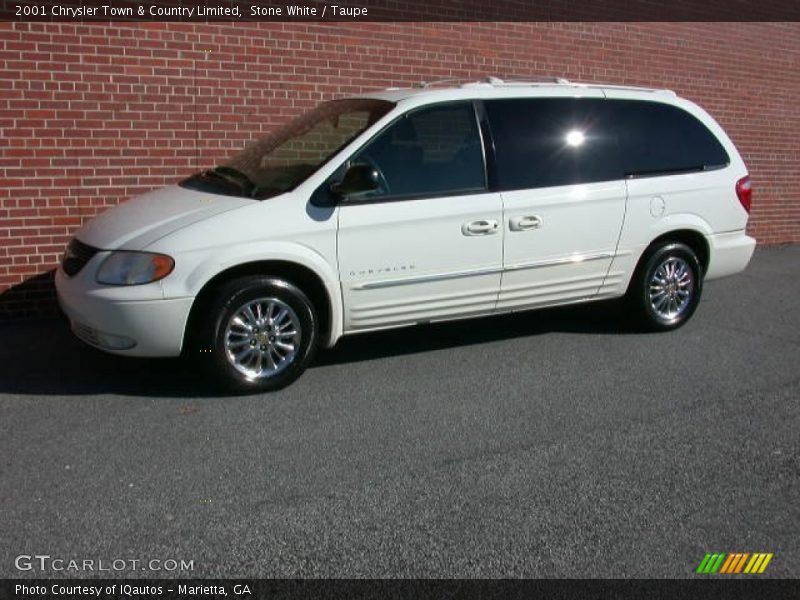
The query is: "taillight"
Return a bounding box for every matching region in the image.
[736,175,752,213]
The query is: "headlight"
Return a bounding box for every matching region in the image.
[96,251,175,286]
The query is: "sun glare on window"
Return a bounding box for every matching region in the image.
[565,130,585,147]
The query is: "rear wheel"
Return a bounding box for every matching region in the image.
[628,242,703,331]
[203,277,318,393]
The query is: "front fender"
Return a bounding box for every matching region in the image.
[163,241,343,348]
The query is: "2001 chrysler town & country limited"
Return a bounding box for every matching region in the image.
[56,77,756,392]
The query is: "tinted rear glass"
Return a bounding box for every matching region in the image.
[485,98,622,190]
[609,100,729,177]
[485,97,729,190]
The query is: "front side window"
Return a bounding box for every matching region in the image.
[485,98,622,191]
[348,102,486,200]
[181,98,394,199]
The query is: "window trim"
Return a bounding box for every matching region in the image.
[316,100,491,206]
[474,99,500,192]
[625,162,729,179]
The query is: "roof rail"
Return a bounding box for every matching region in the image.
[397,76,674,95]
[414,75,569,88]
[490,77,674,95]
[413,77,480,88]
[483,76,571,85]
[589,83,676,95]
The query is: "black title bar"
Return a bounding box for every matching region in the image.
[2,0,800,22]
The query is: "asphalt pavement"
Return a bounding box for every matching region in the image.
[1,246,798,578]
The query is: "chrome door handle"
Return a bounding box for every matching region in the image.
[509,215,543,231]
[462,219,500,236]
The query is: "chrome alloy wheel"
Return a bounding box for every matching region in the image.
[648,256,695,321]
[223,297,302,380]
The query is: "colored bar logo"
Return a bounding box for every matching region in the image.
[696,552,773,574]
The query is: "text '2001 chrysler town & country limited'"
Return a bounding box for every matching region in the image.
[56,77,756,392]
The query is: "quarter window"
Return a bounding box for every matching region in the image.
[350,102,486,199]
[609,100,730,177]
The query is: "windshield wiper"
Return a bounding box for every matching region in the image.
[201,169,243,189]
[202,166,256,195]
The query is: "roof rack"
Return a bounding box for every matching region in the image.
[398,76,674,96]
[484,76,571,86]
[414,75,569,88]
[413,77,483,88]
[592,83,676,95]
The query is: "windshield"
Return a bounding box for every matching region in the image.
[181,98,395,199]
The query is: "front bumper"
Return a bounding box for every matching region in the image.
[55,268,193,357]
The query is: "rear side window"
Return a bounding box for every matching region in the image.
[484,98,622,190]
[484,97,730,191]
[610,100,729,177]
[351,102,486,199]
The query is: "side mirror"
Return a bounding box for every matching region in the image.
[330,164,380,198]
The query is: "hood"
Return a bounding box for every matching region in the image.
[75,186,253,250]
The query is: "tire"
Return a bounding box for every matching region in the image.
[201,276,318,393]
[627,242,703,331]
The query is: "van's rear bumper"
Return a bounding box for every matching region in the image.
[705,231,756,280]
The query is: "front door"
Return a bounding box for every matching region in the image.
[336,102,503,332]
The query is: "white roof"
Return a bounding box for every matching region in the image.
[356,77,677,104]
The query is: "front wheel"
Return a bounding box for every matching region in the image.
[204,277,318,393]
[628,242,703,331]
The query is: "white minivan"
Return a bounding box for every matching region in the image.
[56,78,756,392]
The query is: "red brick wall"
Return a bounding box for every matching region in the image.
[1,22,798,319]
